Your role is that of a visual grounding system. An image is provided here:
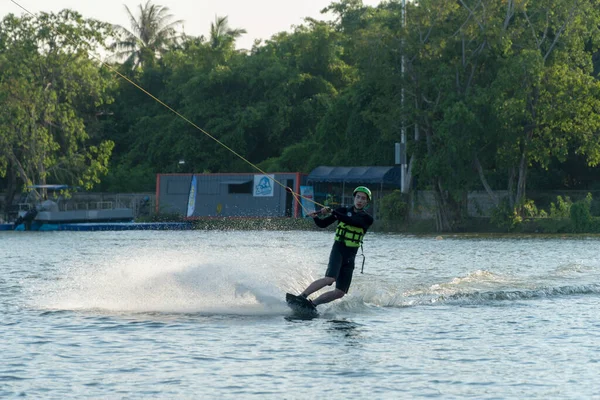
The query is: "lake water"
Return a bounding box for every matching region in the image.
[1,230,600,399]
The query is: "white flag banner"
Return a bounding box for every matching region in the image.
[300,186,315,217]
[186,175,197,217]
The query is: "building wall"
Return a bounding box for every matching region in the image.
[157,174,193,215]
[157,173,306,217]
[407,190,600,219]
[409,191,507,219]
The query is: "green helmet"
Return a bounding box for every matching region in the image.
[353,186,371,201]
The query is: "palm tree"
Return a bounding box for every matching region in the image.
[209,15,247,50]
[111,0,183,69]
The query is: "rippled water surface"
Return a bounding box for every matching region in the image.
[2,231,600,398]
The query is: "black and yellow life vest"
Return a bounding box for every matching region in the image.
[334,222,365,248]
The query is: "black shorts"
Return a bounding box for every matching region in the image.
[325,240,359,294]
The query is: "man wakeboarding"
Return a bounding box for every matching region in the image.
[286,186,374,314]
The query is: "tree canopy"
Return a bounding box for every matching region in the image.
[111,0,183,69]
[2,0,600,230]
[0,10,116,206]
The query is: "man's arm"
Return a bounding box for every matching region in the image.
[313,213,337,228]
[308,207,339,228]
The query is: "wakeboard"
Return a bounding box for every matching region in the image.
[285,293,318,318]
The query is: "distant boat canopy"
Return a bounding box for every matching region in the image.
[307,166,402,186]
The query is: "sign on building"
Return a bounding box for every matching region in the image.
[253,175,274,197]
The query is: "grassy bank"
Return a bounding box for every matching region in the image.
[137,213,600,234]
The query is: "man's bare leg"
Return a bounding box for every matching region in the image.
[312,288,345,306]
[300,277,335,298]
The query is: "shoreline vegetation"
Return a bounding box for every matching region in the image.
[137,214,600,235]
[3,189,598,234]
[130,189,600,234]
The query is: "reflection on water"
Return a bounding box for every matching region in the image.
[327,319,362,346]
[328,319,359,334]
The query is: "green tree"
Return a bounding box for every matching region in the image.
[0,10,116,209]
[117,19,353,178]
[490,0,600,209]
[394,0,600,230]
[96,0,600,224]
[111,0,183,69]
[209,15,247,51]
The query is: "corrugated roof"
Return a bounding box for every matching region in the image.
[307,166,402,185]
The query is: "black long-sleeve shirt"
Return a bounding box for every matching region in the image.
[313,207,374,231]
